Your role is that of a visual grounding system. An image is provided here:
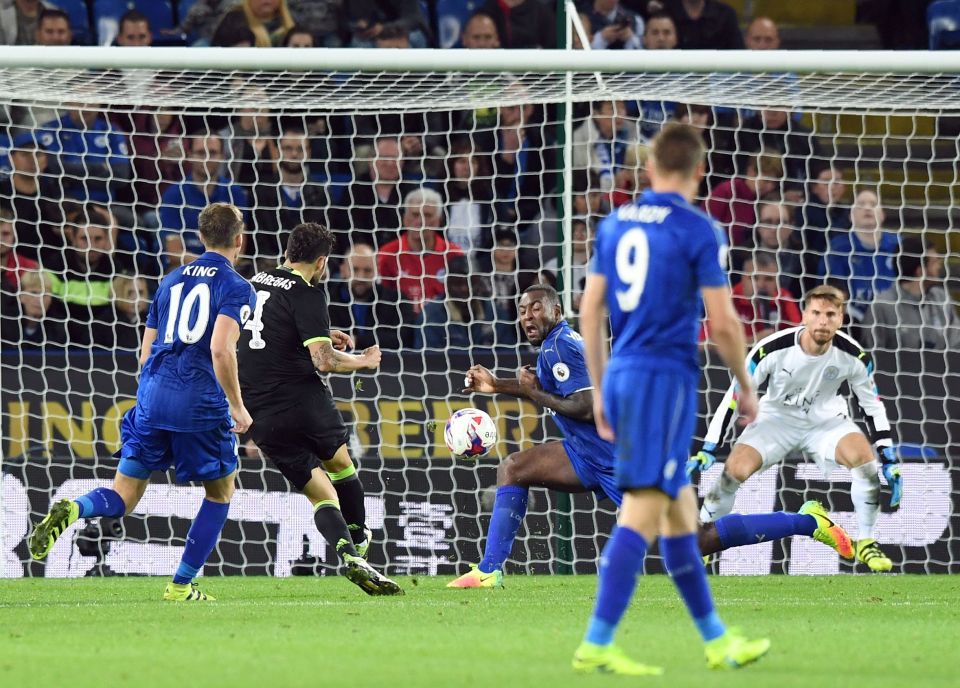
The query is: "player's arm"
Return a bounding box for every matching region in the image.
[138,327,157,367]
[464,364,594,422]
[210,314,251,434]
[702,286,758,424]
[579,272,614,440]
[308,339,380,373]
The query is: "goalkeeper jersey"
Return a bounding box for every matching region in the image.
[703,326,893,450]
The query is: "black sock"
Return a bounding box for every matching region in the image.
[330,470,366,544]
[313,503,357,560]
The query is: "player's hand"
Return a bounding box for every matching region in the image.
[879,446,902,509]
[463,365,498,394]
[516,365,541,392]
[593,392,614,442]
[360,345,381,369]
[686,442,717,477]
[736,386,759,426]
[230,404,253,435]
[330,330,354,351]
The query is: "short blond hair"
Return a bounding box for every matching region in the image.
[803,284,846,310]
[20,270,52,293]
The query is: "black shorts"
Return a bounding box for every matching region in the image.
[249,391,349,491]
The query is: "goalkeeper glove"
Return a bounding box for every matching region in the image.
[686,442,717,477]
[879,446,902,510]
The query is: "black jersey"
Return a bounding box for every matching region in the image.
[238,266,332,414]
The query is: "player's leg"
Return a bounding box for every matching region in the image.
[301,466,403,596]
[834,430,891,571]
[449,440,587,588]
[29,411,155,560]
[321,444,370,556]
[699,502,853,559]
[699,442,762,522]
[662,487,771,669]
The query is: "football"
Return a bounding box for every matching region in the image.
[444,408,498,459]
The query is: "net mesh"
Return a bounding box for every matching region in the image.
[1,63,958,578]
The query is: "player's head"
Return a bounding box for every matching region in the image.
[518,284,562,346]
[802,285,845,345]
[647,122,706,198]
[285,222,334,284]
[198,202,245,260]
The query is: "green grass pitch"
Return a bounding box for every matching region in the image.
[2,575,957,688]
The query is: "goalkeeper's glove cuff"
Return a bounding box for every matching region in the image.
[686,442,717,477]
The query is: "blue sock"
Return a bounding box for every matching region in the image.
[172,499,230,585]
[715,512,817,550]
[584,526,648,646]
[661,533,726,642]
[478,486,528,573]
[75,487,126,518]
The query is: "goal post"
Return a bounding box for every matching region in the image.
[0,47,958,578]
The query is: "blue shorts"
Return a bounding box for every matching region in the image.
[563,438,623,506]
[117,407,238,483]
[603,364,698,499]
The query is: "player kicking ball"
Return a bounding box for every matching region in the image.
[237,222,401,596]
[30,203,256,601]
[448,283,851,591]
[691,284,902,573]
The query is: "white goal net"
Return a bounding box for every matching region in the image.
[1,48,958,578]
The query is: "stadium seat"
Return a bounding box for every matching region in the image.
[928,0,960,49]
[50,0,93,45]
[93,0,175,45]
[176,0,198,25]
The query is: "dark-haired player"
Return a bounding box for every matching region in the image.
[30,203,256,602]
[238,223,402,596]
[449,283,850,592]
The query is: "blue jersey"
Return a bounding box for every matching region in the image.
[159,177,249,257]
[591,189,728,371]
[536,320,616,469]
[137,251,256,433]
[37,114,131,202]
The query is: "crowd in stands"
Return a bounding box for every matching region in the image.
[0,0,957,356]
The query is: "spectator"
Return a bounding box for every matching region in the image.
[45,203,120,346]
[729,250,802,343]
[612,141,651,207]
[444,139,495,269]
[375,24,410,49]
[754,199,803,299]
[642,10,678,49]
[0,0,51,45]
[460,12,500,48]
[821,187,899,323]
[113,111,185,227]
[0,203,39,295]
[281,24,314,47]
[486,228,534,346]
[0,269,67,347]
[543,217,594,312]
[214,0,296,48]
[249,127,328,269]
[348,0,431,48]
[675,103,734,197]
[425,255,495,349]
[35,6,70,45]
[115,10,152,47]
[572,100,634,194]
[337,135,412,252]
[177,0,236,44]
[737,107,821,199]
[377,187,463,316]
[573,183,610,227]
[0,133,64,262]
[107,273,150,350]
[37,102,133,207]
[797,163,851,255]
[744,16,780,49]
[210,20,256,47]
[159,132,249,270]
[589,0,643,50]
[862,236,960,351]
[705,149,783,247]
[219,99,278,186]
[287,0,346,47]
[478,0,556,49]
[327,244,414,350]
[661,0,743,49]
